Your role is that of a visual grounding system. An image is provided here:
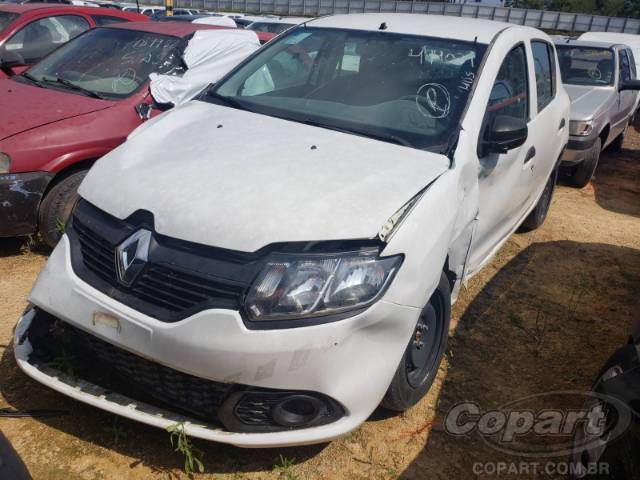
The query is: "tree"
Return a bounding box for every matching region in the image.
[511,0,545,8]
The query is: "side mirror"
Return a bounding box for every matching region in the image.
[135,103,153,121]
[619,79,640,91]
[0,50,26,75]
[482,115,528,155]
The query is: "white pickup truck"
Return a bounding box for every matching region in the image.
[15,13,569,447]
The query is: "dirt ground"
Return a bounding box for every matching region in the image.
[1,127,639,480]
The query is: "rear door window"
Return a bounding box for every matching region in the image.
[531,40,555,112]
[2,15,90,64]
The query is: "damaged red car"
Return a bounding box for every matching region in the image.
[0,4,147,78]
[0,22,270,247]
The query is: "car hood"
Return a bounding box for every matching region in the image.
[80,101,450,252]
[565,84,613,121]
[0,80,115,141]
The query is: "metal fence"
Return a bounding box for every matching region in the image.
[161,0,640,34]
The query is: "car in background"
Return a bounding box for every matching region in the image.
[0,0,73,4]
[570,319,640,479]
[555,39,640,187]
[13,13,569,447]
[0,4,146,78]
[245,15,311,34]
[192,15,236,27]
[149,8,199,20]
[233,16,253,28]
[580,31,640,80]
[155,14,275,42]
[122,5,163,16]
[0,21,259,246]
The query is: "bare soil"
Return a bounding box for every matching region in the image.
[1,128,639,480]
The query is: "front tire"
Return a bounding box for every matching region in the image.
[38,170,87,248]
[518,162,559,232]
[570,138,601,188]
[382,272,451,412]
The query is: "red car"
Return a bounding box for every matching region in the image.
[0,4,147,78]
[0,21,270,246]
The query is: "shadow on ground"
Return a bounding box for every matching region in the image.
[0,237,48,258]
[400,240,640,479]
[591,136,640,219]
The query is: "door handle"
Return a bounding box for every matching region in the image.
[524,146,536,164]
[559,118,566,130]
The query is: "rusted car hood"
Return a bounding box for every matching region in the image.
[0,79,116,141]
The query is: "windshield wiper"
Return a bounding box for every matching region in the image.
[301,119,415,148]
[40,76,106,100]
[19,72,45,88]
[207,92,249,112]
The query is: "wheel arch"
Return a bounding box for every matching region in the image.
[599,123,611,146]
[41,158,97,200]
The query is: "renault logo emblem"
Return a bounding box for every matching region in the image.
[115,229,152,286]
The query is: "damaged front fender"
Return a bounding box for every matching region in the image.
[0,172,53,237]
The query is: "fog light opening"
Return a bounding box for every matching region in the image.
[272,395,324,427]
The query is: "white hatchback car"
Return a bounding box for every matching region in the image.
[15,13,569,447]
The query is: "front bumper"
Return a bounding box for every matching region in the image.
[14,235,422,447]
[561,135,599,166]
[0,172,52,237]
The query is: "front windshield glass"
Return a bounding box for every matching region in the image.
[208,28,487,152]
[24,27,183,99]
[0,11,18,33]
[556,46,615,86]
[247,22,295,34]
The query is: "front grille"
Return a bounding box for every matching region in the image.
[68,200,256,322]
[74,214,117,282]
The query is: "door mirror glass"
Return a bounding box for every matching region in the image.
[619,79,640,91]
[483,115,528,154]
[0,50,26,74]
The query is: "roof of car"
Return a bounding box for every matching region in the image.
[554,38,622,49]
[249,16,311,24]
[306,13,525,44]
[580,31,640,45]
[0,3,144,17]
[106,20,226,36]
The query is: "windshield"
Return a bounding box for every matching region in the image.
[247,22,294,34]
[23,27,183,99]
[556,46,615,86]
[207,28,486,152]
[0,11,18,33]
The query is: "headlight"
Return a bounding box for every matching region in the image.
[569,120,594,136]
[0,153,10,174]
[245,250,402,321]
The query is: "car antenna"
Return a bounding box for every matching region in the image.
[379,22,387,30]
[474,36,478,43]
[136,0,140,13]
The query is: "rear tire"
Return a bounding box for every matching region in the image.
[381,272,451,412]
[570,138,601,188]
[518,163,559,232]
[38,170,87,249]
